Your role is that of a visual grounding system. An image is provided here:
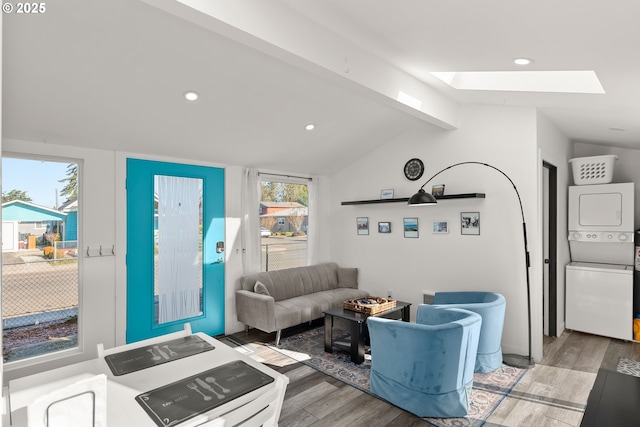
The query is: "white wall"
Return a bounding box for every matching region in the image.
[573,142,640,229]
[328,104,543,360]
[537,112,573,336]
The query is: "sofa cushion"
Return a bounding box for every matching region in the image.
[240,263,340,301]
[254,280,270,296]
[337,267,358,288]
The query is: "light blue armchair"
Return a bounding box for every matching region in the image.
[432,291,506,373]
[367,305,482,418]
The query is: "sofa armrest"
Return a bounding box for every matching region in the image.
[235,289,276,332]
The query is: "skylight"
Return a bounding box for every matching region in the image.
[431,71,605,94]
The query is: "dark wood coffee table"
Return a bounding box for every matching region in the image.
[323,301,411,364]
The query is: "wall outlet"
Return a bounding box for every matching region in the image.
[387,290,393,298]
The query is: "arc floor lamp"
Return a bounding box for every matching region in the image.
[408,161,535,369]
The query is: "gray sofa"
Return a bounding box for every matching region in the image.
[236,262,369,345]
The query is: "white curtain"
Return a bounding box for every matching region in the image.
[157,175,202,324]
[306,177,318,265]
[241,168,261,274]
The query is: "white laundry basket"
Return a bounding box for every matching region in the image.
[569,155,618,185]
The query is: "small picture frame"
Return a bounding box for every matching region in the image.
[431,184,445,197]
[378,222,391,233]
[380,189,395,199]
[461,212,480,235]
[357,217,369,235]
[432,221,448,234]
[403,217,419,238]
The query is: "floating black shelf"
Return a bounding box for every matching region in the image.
[341,193,486,205]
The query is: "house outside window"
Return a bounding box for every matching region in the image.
[259,180,308,271]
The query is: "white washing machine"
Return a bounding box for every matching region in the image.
[566,262,633,341]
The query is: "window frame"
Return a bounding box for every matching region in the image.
[2,153,84,370]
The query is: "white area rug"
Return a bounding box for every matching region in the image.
[617,357,640,377]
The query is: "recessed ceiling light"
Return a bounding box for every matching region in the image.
[184,91,199,101]
[514,58,533,65]
[305,123,315,131]
[609,127,626,131]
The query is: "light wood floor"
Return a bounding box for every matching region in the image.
[227,326,640,427]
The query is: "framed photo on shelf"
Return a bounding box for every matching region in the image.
[461,212,480,235]
[380,189,395,199]
[378,222,391,233]
[431,184,445,197]
[432,221,448,234]
[357,217,369,235]
[403,217,419,238]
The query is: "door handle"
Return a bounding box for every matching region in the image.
[544,259,550,264]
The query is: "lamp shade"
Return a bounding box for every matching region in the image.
[408,189,437,206]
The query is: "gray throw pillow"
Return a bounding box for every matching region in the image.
[254,280,270,296]
[337,267,358,288]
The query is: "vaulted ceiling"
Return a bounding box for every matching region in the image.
[4,0,639,175]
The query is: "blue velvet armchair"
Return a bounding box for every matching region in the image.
[432,291,506,373]
[367,305,482,418]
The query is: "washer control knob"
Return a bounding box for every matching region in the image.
[619,233,629,241]
[572,232,582,240]
[608,234,613,239]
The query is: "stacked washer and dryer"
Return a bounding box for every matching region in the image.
[566,155,636,341]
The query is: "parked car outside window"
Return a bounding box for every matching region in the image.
[260,227,271,237]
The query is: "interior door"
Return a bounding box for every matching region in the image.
[543,161,558,337]
[126,159,225,343]
[543,166,550,336]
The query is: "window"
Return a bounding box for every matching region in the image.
[259,179,308,271]
[2,157,79,363]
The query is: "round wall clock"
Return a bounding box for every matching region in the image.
[404,158,424,181]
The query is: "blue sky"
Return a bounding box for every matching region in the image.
[2,157,73,208]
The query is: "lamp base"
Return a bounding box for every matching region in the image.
[503,353,535,369]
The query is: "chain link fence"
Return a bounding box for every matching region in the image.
[2,258,78,324]
[261,240,307,271]
[2,253,79,362]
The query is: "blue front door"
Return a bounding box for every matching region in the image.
[126,159,225,343]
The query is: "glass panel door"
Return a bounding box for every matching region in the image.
[126,159,224,343]
[155,175,203,324]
